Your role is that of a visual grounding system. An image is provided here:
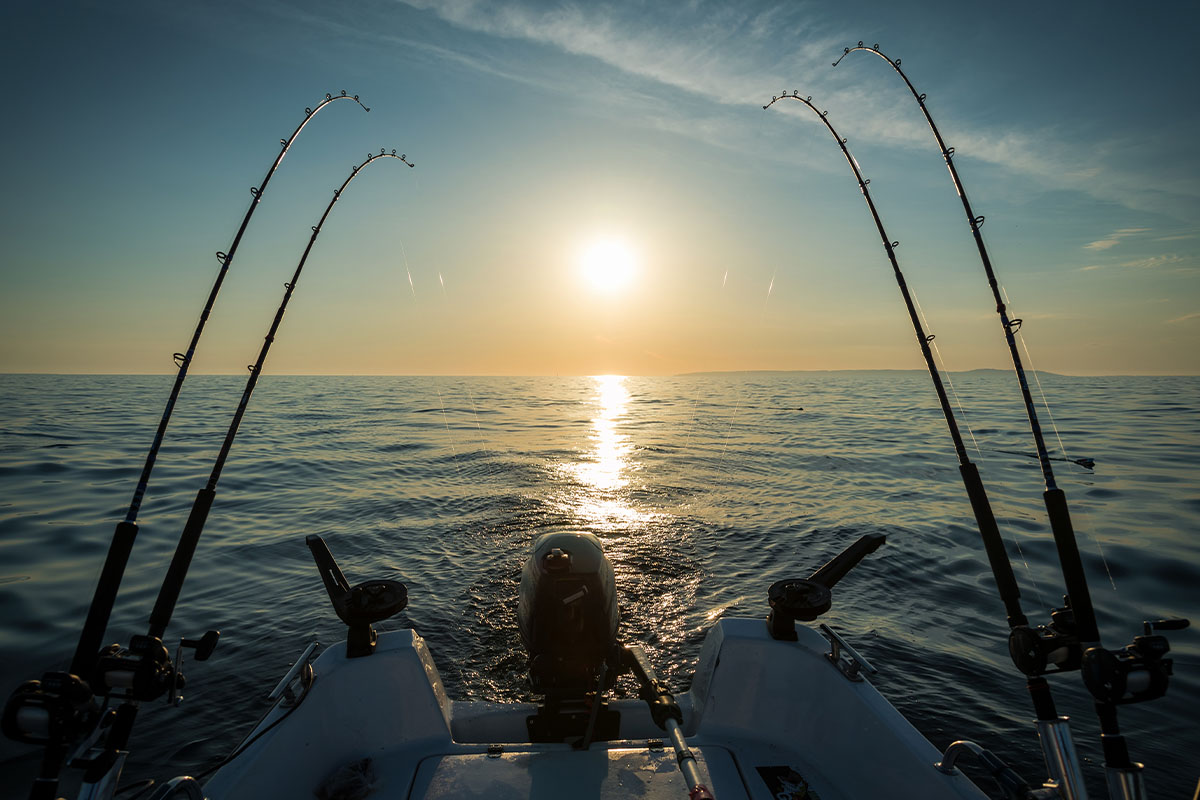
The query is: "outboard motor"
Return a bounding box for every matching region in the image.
[517,532,618,695]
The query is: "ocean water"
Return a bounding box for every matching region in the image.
[0,372,1197,797]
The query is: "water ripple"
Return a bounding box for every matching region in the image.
[0,373,1196,797]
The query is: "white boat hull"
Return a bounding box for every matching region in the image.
[204,619,987,799]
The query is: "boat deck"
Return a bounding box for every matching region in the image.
[202,620,987,799]
[407,745,738,799]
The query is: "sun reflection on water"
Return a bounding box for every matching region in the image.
[581,375,629,492]
[561,375,651,529]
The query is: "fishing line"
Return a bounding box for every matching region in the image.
[680,383,704,452]
[67,91,371,684]
[714,392,744,477]
[834,43,1176,786]
[6,148,414,800]
[675,381,747,523]
[911,287,1047,607]
[424,257,497,468]
[683,267,734,453]
[434,382,467,480]
[148,149,415,642]
[764,93,1076,770]
[463,383,489,450]
[910,289,981,454]
[1000,286,1075,469]
[677,263,750,518]
[391,190,488,477]
[1000,289,1118,591]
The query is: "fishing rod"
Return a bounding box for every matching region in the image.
[68,91,370,683]
[833,45,1189,798]
[7,91,370,800]
[147,149,413,640]
[762,91,1085,798]
[4,149,413,800]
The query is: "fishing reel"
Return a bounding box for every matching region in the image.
[1008,602,1083,677]
[1081,618,1189,706]
[2,671,97,746]
[89,630,219,705]
[2,628,220,747]
[91,635,176,701]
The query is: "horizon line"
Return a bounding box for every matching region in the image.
[3,369,1198,378]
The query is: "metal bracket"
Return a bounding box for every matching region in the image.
[146,776,205,800]
[936,740,1058,800]
[819,624,877,682]
[75,749,130,800]
[267,641,318,708]
[68,708,116,767]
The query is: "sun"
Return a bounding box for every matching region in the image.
[578,237,638,294]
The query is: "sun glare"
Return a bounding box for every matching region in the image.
[578,238,637,294]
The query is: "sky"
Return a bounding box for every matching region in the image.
[1,0,1197,375]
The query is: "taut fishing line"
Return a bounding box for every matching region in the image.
[1001,286,1117,592]
[6,148,415,800]
[910,286,1047,608]
[1000,286,1078,470]
[66,92,372,686]
[764,90,1084,787]
[910,289,981,454]
[831,43,1186,786]
[434,383,466,480]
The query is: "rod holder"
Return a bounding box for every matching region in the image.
[306,536,407,658]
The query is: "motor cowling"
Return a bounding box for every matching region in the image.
[517,532,618,695]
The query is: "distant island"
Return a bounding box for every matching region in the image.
[676,368,1067,378]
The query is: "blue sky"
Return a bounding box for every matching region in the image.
[1,0,1197,374]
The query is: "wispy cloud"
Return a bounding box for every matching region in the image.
[398,0,992,187]
[1118,254,1185,270]
[1084,227,1151,251]
[1166,311,1200,324]
[393,1,1198,220]
[400,0,845,109]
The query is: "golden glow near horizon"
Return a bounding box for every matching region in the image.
[3,3,1198,379]
[578,237,638,295]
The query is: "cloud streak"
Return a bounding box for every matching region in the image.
[1118,254,1187,270]
[1084,227,1151,251]
[394,1,1199,222]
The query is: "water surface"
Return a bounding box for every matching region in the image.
[1,372,1197,796]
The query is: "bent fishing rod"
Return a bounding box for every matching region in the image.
[763,91,1086,798]
[68,91,370,684]
[147,149,413,641]
[7,150,412,800]
[833,44,1189,797]
[829,42,1106,643]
